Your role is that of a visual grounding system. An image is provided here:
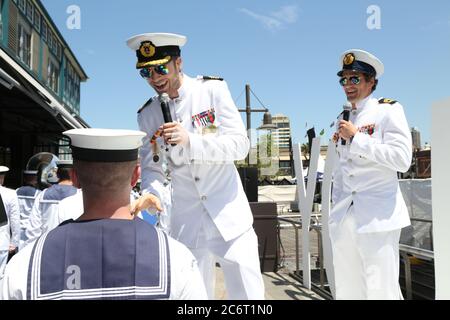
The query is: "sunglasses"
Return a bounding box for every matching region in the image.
[339,76,361,86]
[140,64,170,79]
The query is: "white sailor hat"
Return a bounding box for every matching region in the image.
[56,160,73,168]
[337,49,384,78]
[126,33,187,69]
[0,166,9,174]
[63,128,146,162]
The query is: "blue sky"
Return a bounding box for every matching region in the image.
[41,0,450,146]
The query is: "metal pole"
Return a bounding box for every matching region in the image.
[245,84,251,133]
[246,84,251,165]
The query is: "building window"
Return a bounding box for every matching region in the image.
[18,0,25,13]
[47,30,52,49]
[277,123,290,129]
[75,75,80,105]
[48,32,53,50]
[65,63,72,100]
[279,161,291,169]
[52,35,57,55]
[26,1,33,23]
[56,42,62,60]
[47,59,60,94]
[18,23,31,67]
[65,63,81,106]
[34,9,41,32]
[42,20,47,42]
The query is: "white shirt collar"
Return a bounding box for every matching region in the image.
[354,94,373,112]
[175,73,193,101]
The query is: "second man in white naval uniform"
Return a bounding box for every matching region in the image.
[330,49,412,299]
[127,33,265,299]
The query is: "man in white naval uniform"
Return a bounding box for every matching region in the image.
[2,128,207,300]
[330,49,412,299]
[127,33,265,299]
[0,166,20,284]
[16,170,41,250]
[24,160,77,246]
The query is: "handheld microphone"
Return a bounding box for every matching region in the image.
[341,102,352,145]
[159,93,173,123]
[159,93,176,146]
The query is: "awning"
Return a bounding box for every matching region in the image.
[0,48,89,130]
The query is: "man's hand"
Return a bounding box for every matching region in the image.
[339,120,358,142]
[161,122,190,146]
[130,193,163,216]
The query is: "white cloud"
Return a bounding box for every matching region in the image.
[239,5,299,32]
[239,8,282,31]
[271,5,299,24]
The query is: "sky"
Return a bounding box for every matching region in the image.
[41,0,450,146]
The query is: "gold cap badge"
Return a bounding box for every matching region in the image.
[139,42,156,58]
[343,53,355,66]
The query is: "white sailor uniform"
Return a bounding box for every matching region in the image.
[16,186,41,250]
[2,218,207,300]
[24,184,77,246]
[330,95,412,299]
[0,186,20,282]
[138,74,265,299]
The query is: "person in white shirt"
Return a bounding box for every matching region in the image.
[2,128,207,300]
[16,170,41,250]
[330,49,412,299]
[126,33,265,299]
[24,161,77,246]
[0,166,20,285]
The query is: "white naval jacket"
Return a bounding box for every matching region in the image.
[0,186,20,250]
[331,95,412,233]
[138,74,253,247]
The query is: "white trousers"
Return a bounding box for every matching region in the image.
[329,206,403,300]
[189,225,265,300]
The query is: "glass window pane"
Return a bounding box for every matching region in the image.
[18,0,25,13]
[42,21,47,42]
[26,1,33,23]
[34,9,41,32]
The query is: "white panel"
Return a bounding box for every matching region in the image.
[292,138,321,289]
[320,140,337,299]
[432,98,450,299]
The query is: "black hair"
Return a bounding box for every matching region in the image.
[57,167,72,181]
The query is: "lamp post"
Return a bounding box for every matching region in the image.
[238,84,277,165]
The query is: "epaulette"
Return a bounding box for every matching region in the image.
[378,98,397,105]
[137,97,153,114]
[197,75,224,81]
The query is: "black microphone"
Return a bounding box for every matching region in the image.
[341,102,352,145]
[159,93,173,123]
[159,93,175,146]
